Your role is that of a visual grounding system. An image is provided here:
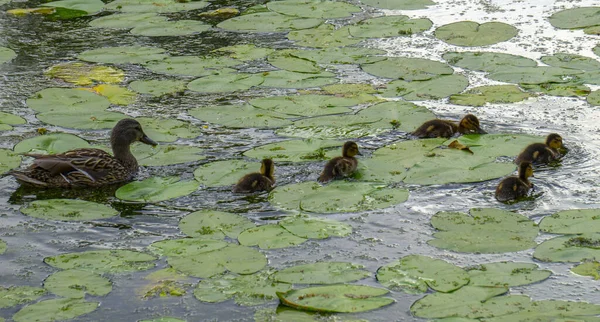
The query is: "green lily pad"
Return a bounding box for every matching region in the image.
[484,300,600,322]
[435,21,518,46]
[442,51,537,73]
[0,286,46,308]
[280,214,352,239]
[27,88,110,113]
[362,57,453,81]
[140,318,185,322]
[44,269,112,298]
[588,90,600,106]
[105,0,209,13]
[287,24,360,48]
[0,239,5,254]
[467,262,551,287]
[586,25,600,35]
[360,0,435,10]
[89,12,167,29]
[348,15,433,38]
[548,7,600,29]
[137,117,202,142]
[250,94,357,117]
[520,82,590,97]
[0,149,21,173]
[36,109,125,130]
[261,70,337,88]
[179,210,255,239]
[144,56,240,77]
[193,160,261,187]
[572,261,600,280]
[534,233,600,263]
[115,176,200,202]
[44,250,157,273]
[541,53,600,71]
[130,20,210,37]
[381,74,469,100]
[277,285,394,313]
[322,83,380,95]
[217,12,322,32]
[13,298,98,322]
[149,238,228,257]
[90,84,137,105]
[267,0,360,19]
[194,271,292,306]
[488,66,584,84]
[238,225,307,249]
[595,44,600,57]
[0,47,16,64]
[376,255,469,294]
[0,112,25,131]
[243,139,341,162]
[428,208,538,253]
[450,85,533,106]
[133,144,205,166]
[78,46,168,65]
[281,47,386,65]
[267,51,322,73]
[44,62,125,85]
[20,199,118,221]
[189,104,292,129]
[213,44,274,61]
[187,72,264,93]
[42,0,104,14]
[129,79,187,97]
[269,181,409,213]
[539,209,600,234]
[13,133,90,155]
[274,262,370,284]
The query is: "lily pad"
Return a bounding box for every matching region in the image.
[520,82,590,97]
[266,0,360,19]
[217,12,322,32]
[133,144,205,166]
[13,298,98,322]
[179,210,255,239]
[267,51,322,73]
[360,0,435,10]
[0,239,5,254]
[0,112,25,131]
[548,7,600,30]
[348,15,433,38]
[130,20,210,37]
[269,181,409,213]
[44,250,157,273]
[287,24,360,48]
[362,57,453,81]
[0,286,46,308]
[588,90,600,106]
[189,104,292,129]
[261,70,337,88]
[571,261,600,280]
[539,209,600,234]
[20,199,118,221]
[213,44,274,61]
[381,74,469,101]
[42,0,104,14]
[194,271,292,306]
[89,12,167,29]
[27,88,110,113]
[36,109,125,130]
[0,47,16,64]
[428,208,538,253]
[488,66,584,84]
[484,300,600,322]
[78,46,168,65]
[0,149,21,173]
[193,160,261,187]
[274,262,370,284]
[449,85,533,106]
[243,139,341,162]
[238,225,307,249]
[534,233,600,263]
[541,53,600,71]
[13,133,90,155]
[435,21,518,46]
[277,285,394,313]
[44,269,112,298]
[144,56,240,77]
[105,0,209,13]
[442,51,537,73]
[376,255,469,294]
[115,176,200,202]
[89,84,137,105]
[137,117,202,142]
[149,238,228,257]
[44,62,125,85]
[187,72,264,93]
[280,214,352,239]
[467,262,551,287]
[281,47,386,65]
[129,79,187,97]
[250,94,358,117]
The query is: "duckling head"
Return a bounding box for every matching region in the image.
[342,141,361,157]
[458,114,487,134]
[546,133,564,150]
[260,158,275,179]
[111,118,157,148]
[518,161,534,179]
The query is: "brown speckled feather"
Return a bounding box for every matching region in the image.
[495,177,532,202]
[232,173,274,193]
[318,156,358,183]
[412,120,458,138]
[515,143,560,164]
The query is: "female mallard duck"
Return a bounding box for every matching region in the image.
[318,141,361,183]
[9,118,157,188]
[495,162,534,202]
[515,133,564,165]
[233,158,275,193]
[412,114,486,138]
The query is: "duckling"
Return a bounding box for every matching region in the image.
[318,141,361,183]
[9,118,157,188]
[515,133,564,165]
[412,114,487,138]
[495,162,534,202]
[233,158,275,193]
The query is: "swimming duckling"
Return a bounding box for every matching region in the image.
[9,118,157,188]
[515,133,564,165]
[495,162,534,202]
[412,114,487,138]
[318,141,361,183]
[233,158,275,193]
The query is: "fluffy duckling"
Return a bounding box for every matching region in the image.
[412,114,487,138]
[318,141,361,183]
[233,159,275,193]
[515,133,564,165]
[10,118,157,188]
[495,162,534,202]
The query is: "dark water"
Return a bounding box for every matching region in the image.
[2,0,600,321]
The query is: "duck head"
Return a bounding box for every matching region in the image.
[546,133,564,150]
[111,118,157,148]
[342,141,361,157]
[260,158,275,180]
[458,114,486,134]
[518,161,534,180]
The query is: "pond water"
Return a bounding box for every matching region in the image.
[1,0,600,321]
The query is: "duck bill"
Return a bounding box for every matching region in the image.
[476,127,487,134]
[140,134,158,146]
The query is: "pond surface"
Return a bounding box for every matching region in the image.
[1,0,600,321]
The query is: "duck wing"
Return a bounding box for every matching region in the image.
[318,157,358,183]
[27,148,120,183]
